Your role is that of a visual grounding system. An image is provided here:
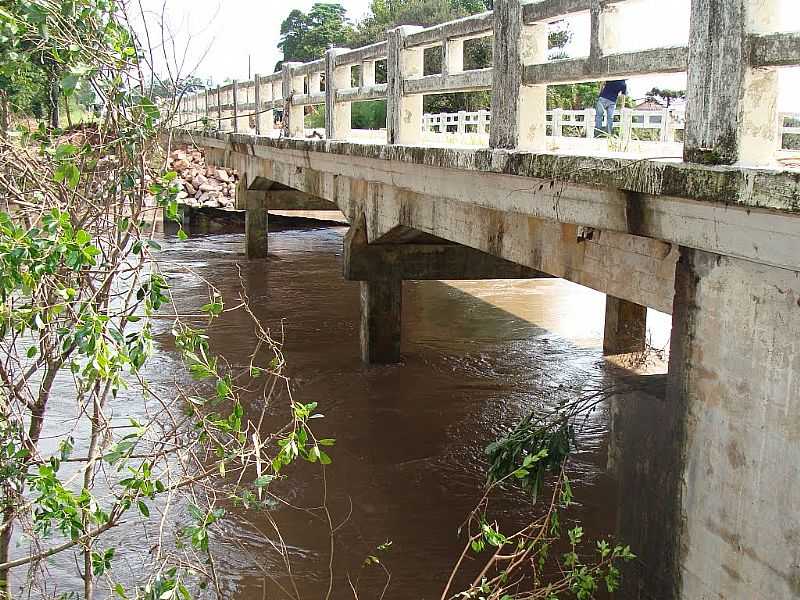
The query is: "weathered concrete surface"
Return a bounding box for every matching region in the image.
[344,217,546,281]
[603,296,647,355]
[684,0,780,165]
[360,278,402,364]
[607,373,682,600]
[669,247,800,599]
[244,191,269,258]
[264,190,339,211]
[490,0,548,150]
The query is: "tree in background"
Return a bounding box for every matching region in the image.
[278,3,353,68]
[645,87,686,108]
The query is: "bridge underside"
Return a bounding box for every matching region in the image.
[178,131,800,600]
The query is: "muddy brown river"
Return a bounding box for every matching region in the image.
[30,219,670,599]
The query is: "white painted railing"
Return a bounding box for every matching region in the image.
[175,0,800,165]
[422,109,800,149]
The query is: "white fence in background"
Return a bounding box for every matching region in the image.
[423,109,800,148]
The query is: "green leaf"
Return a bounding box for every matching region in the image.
[177,228,188,241]
[318,438,336,446]
[137,500,150,517]
[61,73,80,96]
[75,229,91,246]
[318,451,332,465]
[254,475,275,488]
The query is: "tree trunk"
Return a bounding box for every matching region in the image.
[0,511,12,599]
[48,77,60,129]
[0,91,9,138]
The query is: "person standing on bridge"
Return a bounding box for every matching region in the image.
[595,79,627,136]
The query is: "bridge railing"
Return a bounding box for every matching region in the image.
[175,0,800,166]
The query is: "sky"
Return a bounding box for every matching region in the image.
[137,0,800,111]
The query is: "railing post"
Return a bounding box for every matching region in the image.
[232,80,241,133]
[216,86,223,130]
[621,107,632,143]
[360,61,375,87]
[660,108,671,142]
[308,71,320,94]
[585,108,594,138]
[387,25,424,145]
[684,0,781,165]
[282,62,305,138]
[253,75,262,135]
[442,38,464,76]
[203,89,209,129]
[325,48,353,140]
[590,0,621,63]
[553,108,563,138]
[263,79,275,135]
[490,0,548,150]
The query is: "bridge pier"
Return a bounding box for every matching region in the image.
[603,296,647,355]
[245,192,268,259]
[344,218,544,364]
[360,278,403,364]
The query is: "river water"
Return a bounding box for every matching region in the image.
[27,218,671,599]
[153,219,671,600]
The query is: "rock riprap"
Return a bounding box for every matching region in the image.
[168,147,238,209]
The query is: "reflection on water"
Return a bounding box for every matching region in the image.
[34,222,671,598]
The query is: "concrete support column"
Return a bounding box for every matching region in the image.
[603,296,647,355]
[253,75,263,135]
[242,181,268,259]
[665,246,800,598]
[490,0,548,150]
[360,60,376,87]
[443,38,464,76]
[282,62,305,138]
[309,71,322,94]
[684,0,780,165]
[326,48,352,140]
[360,278,402,364]
[387,26,424,145]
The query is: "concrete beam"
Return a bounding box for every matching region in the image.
[266,190,338,211]
[345,239,545,281]
[523,46,688,86]
[748,31,800,67]
[404,69,492,95]
[522,0,626,23]
[603,296,647,355]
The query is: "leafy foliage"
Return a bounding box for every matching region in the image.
[0,2,337,599]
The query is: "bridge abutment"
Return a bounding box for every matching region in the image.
[603,296,647,355]
[665,247,800,598]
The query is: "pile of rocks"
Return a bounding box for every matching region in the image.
[168,147,238,209]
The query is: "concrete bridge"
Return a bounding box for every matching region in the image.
[170,0,800,598]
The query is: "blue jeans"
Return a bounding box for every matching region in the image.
[595,97,616,135]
